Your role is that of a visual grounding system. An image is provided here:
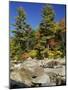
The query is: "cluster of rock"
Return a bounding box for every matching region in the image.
[10,57,66,88]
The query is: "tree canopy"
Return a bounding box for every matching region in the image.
[10,5,66,61]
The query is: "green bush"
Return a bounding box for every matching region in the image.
[47,50,63,59]
[29,50,38,58]
[41,48,63,59]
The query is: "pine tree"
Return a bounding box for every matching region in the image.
[37,5,60,58]
[38,5,55,50]
[39,5,55,36]
[11,7,32,60]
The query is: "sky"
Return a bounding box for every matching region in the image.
[9,1,66,36]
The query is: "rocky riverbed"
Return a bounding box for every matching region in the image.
[10,57,66,88]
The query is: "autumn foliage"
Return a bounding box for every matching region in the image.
[10,5,66,61]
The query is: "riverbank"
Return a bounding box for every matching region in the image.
[10,57,66,88]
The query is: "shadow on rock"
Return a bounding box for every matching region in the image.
[10,79,30,89]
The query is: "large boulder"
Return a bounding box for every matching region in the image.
[22,59,40,72]
[10,57,66,87]
[32,73,50,86]
[10,67,33,86]
[10,79,30,89]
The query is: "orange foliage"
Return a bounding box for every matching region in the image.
[59,19,66,32]
[21,52,29,60]
[47,39,60,48]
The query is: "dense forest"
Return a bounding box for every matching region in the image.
[10,5,66,62]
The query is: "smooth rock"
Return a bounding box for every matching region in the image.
[10,57,66,87]
[10,67,33,86]
[33,73,50,84]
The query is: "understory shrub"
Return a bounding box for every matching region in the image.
[29,50,38,58]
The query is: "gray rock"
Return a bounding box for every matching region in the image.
[10,67,33,86]
[22,59,40,72]
[33,73,50,84]
[10,58,66,87]
[10,79,30,89]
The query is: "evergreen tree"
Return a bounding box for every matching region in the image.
[39,5,55,36]
[38,5,55,51]
[11,7,32,60]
